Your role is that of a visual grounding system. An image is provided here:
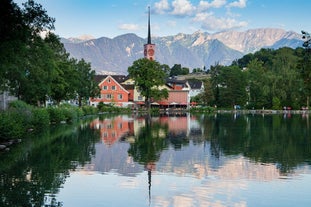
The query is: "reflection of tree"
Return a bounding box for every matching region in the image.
[127,116,169,166]
[127,116,169,205]
[0,123,100,207]
[200,114,311,174]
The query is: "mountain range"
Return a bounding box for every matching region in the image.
[61,28,303,75]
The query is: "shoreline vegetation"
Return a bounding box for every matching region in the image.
[1,100,310,152]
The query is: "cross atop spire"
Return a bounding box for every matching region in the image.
[147,6,151,44]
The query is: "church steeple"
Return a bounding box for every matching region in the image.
[147,6,151,44]
[144,6,155,61]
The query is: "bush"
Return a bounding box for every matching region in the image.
[82,106,98,115]
[0,111,25,140]
[31,108,50,130]
[48,107,65,123]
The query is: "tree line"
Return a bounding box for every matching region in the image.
[0,0,98,107]
[195,46,311,110]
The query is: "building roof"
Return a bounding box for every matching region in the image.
[188,80,203,89]
[94,75,128,84]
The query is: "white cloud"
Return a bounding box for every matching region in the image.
[198,0,227,10]
[227,0,247,8]
[152,0,248,33]
[200,15,248,31]
[171,0,196,16]
[118,24,140,31]
[154,0,170,14]
[192,12,213,22]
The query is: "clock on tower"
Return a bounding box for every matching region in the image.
[143,7,155,61]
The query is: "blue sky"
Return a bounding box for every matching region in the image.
[14,0,311,39]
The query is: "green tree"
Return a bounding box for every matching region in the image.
[161,63,171,78]
[169,64,189,76]
[298,47,311,108]
[246,58,267,108]
[0,0,55,105]
[128,58,168,110]
[73,59,99,107]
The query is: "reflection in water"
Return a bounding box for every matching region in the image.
[1,114,311,206]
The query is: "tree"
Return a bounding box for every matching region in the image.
[73,59,99,107]
[128,58,168,110]
[169,64,189,76]
[0,0,56,105]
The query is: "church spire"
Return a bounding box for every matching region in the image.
[147,6,151,44]
[144,6,155,60]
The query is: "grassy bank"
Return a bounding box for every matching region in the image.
[0,101,98,142]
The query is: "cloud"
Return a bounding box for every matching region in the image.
[152,0,248,32]
[198,0,227,10]
[171,0,196,16]
[198,15,248,31]
[227,0,247,8]
[118,24,140,31]
[155,0,170,14]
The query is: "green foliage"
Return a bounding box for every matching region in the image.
[128,58,168,110]
[31,108,50,130]
[272,97,281,110]
[170,64,190,76]
[208,47,311,109]
[97,102,131,113]
[48,107,66,123]
[1,1,96,107]
[82,106,98,115]
[190,106,215,113]
[0,111,25,140]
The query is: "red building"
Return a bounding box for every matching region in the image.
[89,75,131,107]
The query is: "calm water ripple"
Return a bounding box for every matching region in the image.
[1,113,311,206]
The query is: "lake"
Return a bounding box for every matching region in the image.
[1,113,311,207]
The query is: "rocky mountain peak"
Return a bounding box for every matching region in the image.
[62,28,303,75]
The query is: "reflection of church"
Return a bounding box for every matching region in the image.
[89,114,195,145]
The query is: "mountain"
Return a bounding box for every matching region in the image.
[61,28,303,75]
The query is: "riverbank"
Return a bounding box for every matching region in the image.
[216,109,310,114]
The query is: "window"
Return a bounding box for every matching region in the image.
[138,96,143,100]
[102,86,107,90]
[106,94,112,99]
[111,85,116,90]
[108,78,111,83]
[118,94,123,100]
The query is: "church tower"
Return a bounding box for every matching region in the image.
[144,7,155,61]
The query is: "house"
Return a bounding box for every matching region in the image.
[188,80,204,98]
[147,79,190,109]
[89,75,132,107]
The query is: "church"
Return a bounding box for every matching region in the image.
[89,8,194,109]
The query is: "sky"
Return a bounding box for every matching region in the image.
[13,0,311,39]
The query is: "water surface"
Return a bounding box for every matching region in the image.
[1,113,311,207]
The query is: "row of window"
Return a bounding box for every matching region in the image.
[101,94,123,100]
[102,85,116,90]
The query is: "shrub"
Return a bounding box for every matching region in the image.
[82,106,98,115]
[48,107,65,123]
[62,107,77,123]
[0,111,25,140]
[31,108,50,130]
